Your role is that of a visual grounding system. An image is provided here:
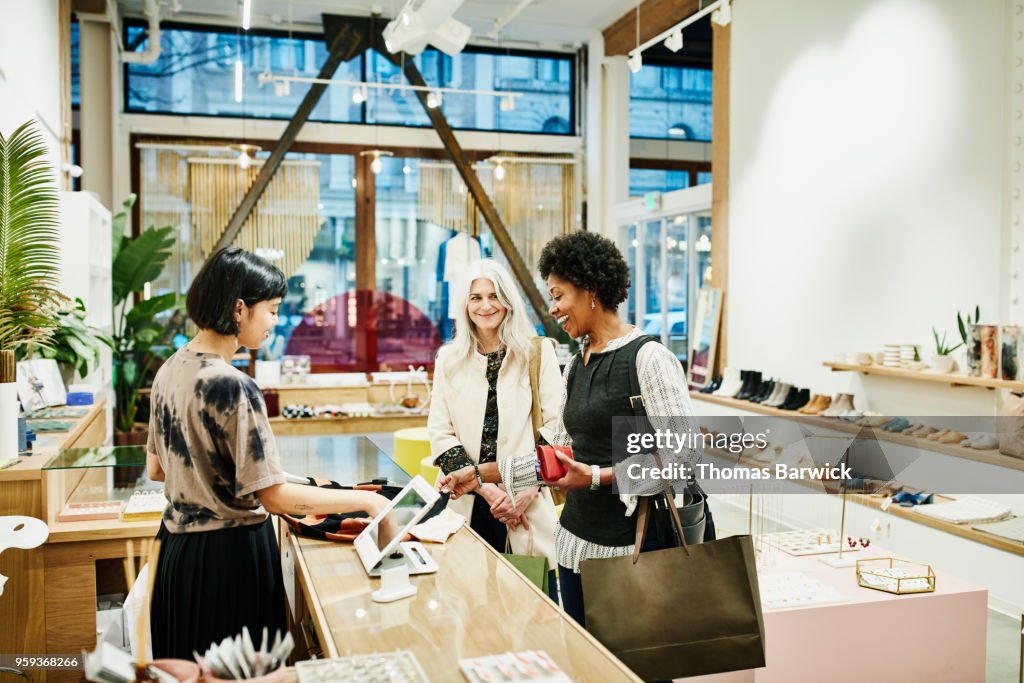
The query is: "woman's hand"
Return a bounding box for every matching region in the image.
[551,450,594,492]
[437,466,479,499]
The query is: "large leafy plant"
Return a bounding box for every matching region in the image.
[0,121,66,382]
[111,194,182,433]
[17,298,113,381]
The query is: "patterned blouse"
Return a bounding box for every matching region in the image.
[434,347,507,474]
[498,328,698,572]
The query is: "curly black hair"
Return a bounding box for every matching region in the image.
[537,232,631,310]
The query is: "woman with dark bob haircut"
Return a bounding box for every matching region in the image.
[440,232,711,627]
[147,247,396,659]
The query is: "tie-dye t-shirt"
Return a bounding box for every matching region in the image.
[147,348,287,533]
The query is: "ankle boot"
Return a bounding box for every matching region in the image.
[750,379,774,403]
[785,388,811,411]
[805,395,832,415]
[700,376,722,394]
[797,394,821,414]
[717,369,745,398]
[748,380,767,402]
[778,386,801,410]
[763,382,790,407]
[735,371,762,400]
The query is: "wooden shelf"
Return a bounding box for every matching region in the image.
[691,395,1024,557]
[823,361,1024,391]
[691,392,1024,472]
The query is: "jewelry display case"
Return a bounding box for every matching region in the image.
[42,446,162,529]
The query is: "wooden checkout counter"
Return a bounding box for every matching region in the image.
[0,407,639,682]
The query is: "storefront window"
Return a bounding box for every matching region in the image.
[629,168,690,197]
[123,22,574,135]
[629,64,712,141]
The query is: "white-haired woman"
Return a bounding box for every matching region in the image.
[428,259,562,601]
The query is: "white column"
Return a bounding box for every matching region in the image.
[79,18,114,209]
[584,34,631,240]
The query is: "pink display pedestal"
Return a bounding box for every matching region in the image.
[686,547,988,683]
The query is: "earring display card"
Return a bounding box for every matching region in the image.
[58,501,125,522]
[758,572,851,609]
[295,651,429,683]
[761,529,861,556]
[121,490,170,522]
[459,651,571,683]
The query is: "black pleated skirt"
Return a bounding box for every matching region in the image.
[151,518,286,660]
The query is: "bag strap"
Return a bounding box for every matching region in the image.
[529,337,544,443]
[503,526,535,556]
[627,335,690,562]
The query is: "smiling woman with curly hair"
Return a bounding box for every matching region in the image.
[440,231,715,629]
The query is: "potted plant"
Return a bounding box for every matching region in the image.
[929,327,960,374]
[0,121,66,458]
[17,298,114,388]
[110,195,182,444]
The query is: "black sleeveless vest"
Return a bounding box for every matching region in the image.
[558,335,655,547]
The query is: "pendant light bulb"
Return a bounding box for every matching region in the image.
[426,91,442,109]
[234,58,244,102]
[494,161,506,181]
[371,154,383,174]
[352,85,368,104]
[241,0,251,30]
[238,149,251,169]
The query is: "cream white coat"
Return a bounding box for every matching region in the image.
[428,338,563,566]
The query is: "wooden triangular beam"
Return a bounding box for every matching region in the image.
[368,32,563,340]
[211,16,371,254]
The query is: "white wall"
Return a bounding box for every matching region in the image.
[728,0,1008,415]
[0,0,62,171]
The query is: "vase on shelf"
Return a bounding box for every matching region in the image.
[927,354,955,374]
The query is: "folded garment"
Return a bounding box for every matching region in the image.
[915,496,1012,524]
[410,508,467,543]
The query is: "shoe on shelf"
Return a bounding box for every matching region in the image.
[753,379,778,403]
[909,426,938,437]
[713,368,743,397]
[763,383,791,407]
[783,388,811,411]
[969,435,999,450]
[803,395,832,415]
[701,376,723,394]
[959,433,981,447]
[900,423,924,434]
[822,393,854,417]
[840,409,863,421]
[735,371,763,401]
[883,418,911,432]
[937,431,968,444]
[926,429,951,441]
[798,394,823,414]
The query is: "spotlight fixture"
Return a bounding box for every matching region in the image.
[241,0,251,30]
[382,0,472,57]
[627,51,643,74]
[711,0,732,26]
[664,28,683,52]
[60,163,84,178]
[499,94,515,112]
[359,149,395,174]
[493,160,506,181]
[352,85,368,104]
[426,91,443,108]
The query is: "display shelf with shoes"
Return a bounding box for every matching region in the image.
[823,361,1024,391]
[691,393,1024,473]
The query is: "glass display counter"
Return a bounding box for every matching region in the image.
[42,445,160,527]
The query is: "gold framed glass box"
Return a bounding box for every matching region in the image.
[856,558,936,595]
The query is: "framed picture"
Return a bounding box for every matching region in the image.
[688,287,723,388]
[16,358,68,412]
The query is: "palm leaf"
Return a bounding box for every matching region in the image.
[0,121,66,352]
[111,194,136,263]
[111,224,176,306]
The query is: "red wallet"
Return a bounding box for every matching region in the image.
[537,444,574,482]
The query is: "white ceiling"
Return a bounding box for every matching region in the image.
[118,0,634,49]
